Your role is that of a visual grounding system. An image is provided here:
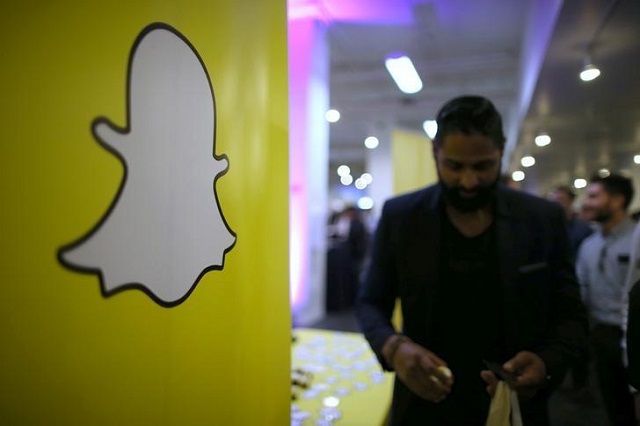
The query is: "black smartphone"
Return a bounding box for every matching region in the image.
[483,359,517,382]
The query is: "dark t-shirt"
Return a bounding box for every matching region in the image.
[408,212,506,425]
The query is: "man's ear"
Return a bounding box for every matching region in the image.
[611,193,626,211]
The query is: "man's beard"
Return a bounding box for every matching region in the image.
[592,208,613,223]
[440,177,499,213]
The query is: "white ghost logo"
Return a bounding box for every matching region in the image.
[59,23,236,306]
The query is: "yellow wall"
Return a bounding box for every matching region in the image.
[392,128,437,195]
[390,129,437,331]
[0,1,289,424]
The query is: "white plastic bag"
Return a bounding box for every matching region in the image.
[485,381,522,426]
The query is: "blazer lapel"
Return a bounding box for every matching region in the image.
[495,190,521,285]
[403,188,442,337]
[495,188,529,349]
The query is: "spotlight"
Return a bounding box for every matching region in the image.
[580,56,601,82]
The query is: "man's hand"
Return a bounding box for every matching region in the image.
[391,339,454,403]
[480,351,547,400]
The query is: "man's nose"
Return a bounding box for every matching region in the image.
[460,170,479,190]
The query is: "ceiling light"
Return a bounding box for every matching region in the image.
[521,156,535,168]
[360,173,373,185]
[364,136,379,149]
[574,178,587,189]
[634,155,640,164]
[325,109,340,123]
[580,63,601,82]
[340,174,353,186]
[336,165,350,177]
[422,120,438,139]
[512,171,525,182]
[598,168,610,177]
[357,197,374,210]
[384,54,423,94]
[534,134,551,147]
[355,178,367,190]
[579,54,601,82]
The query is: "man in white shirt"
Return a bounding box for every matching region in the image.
[576,173,636,426]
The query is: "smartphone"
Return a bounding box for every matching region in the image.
[483,359,517,382]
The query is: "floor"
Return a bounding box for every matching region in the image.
[307,308,613,426]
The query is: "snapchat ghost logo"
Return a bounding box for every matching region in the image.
[59,23,236,307]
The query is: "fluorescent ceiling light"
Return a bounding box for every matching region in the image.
[385,54,423,94]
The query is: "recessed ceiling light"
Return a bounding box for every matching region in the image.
[364,136,379,149]
[521,156,535,168]
[355,178,367,190]
[512,171,525,182]
[336,165,350,177]
[534,134,551,147]
[357,197,374,210]
[634,155,640,165]
[340,174,353,186]
[574,178,587,189]
[422,120,437,139]
[325,109,340,123]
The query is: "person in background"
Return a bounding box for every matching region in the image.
[342,206,370,280]
[499,173,521,190]
[356,95,588,425]
[624,221,640,390]
[576,173,637,426]
[548,185,595,263]
[326,205,370,311]
[548,185,595,394]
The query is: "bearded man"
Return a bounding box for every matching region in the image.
[356,95,588,425]
[576,173,637,426]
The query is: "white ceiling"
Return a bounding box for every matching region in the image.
[326,0,640,204]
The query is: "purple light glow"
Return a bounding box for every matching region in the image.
[288,0,415,24]
[287,0,420,316]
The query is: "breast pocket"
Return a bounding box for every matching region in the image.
[618,254,630,264]
[517,262,548,274]
[511,262,552,335]
[513,262,551,303]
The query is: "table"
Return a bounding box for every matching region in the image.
[291,328,394,425]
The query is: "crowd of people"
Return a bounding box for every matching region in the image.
[350,94,640,425]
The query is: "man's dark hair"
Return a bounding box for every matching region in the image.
[553,185,576,201]
[433,95,506,149]
[590,173,635,210]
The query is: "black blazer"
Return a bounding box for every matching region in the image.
[356,184,588,423]
[627,279,640,389]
